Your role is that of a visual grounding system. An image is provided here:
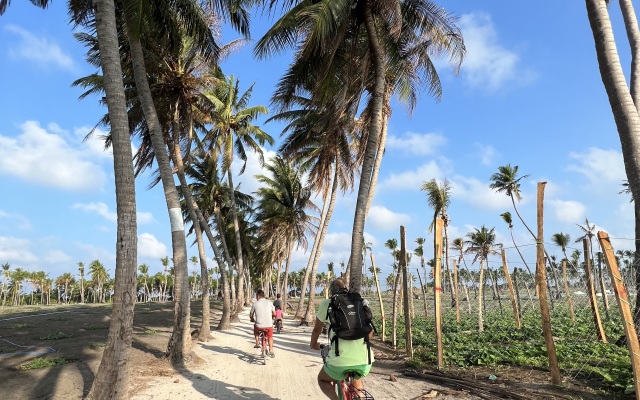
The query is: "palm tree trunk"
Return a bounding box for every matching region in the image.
[124,19,191,365]
[304,166,340,325]
[348,3,386,290]
[478,261,485,332]
[364,93,391,217]
[227,171,247,310]
[88,1,138,397]
[282,238,294,312]
[620,0,640,107]
[586,0,640,327]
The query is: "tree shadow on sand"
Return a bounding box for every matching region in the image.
[183,371,279,399]
[200,343,263,365]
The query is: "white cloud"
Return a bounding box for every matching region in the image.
[451,176,513,210]
[233,147,278,194]
[5,24,75,71]
[378,160,449,191]
[549,199,587,224]
[367,205,411,231]
[43,249,73,264]
[476,143,498,166]
[0,210,32,231]
[0,121,107,190]
[458,12,533,91]
[73,202,117,222]
[138,233,167,258]
[137,211,154,224]
[568,147,625,186]
[0,236,38,264]
[73,202,155,224]
[386,132,446,156]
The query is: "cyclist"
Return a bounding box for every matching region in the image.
[310,279,374,399]
[250,289,276,357]
[273,293,283,311]
[274,305,284,333]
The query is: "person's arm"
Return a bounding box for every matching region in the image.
[249,305,255,322]
[310,317,324,350]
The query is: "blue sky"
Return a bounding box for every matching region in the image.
[0,1,634,287]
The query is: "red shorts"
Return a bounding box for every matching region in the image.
[254,326,273,338]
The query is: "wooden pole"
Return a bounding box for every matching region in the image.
[370,253,386,342]
[501,249,521,329]
[598,231,640,399]
[535,182,562,385]
[453,260,461,323]
[597,255,611,318]
[416,268,428,317]
[434,218,444,369]
[562,260,575,322]
[583,238,607,342]
[400,226,413,358]
[513,268,523,318]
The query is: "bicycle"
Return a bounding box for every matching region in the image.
[257,329,268,365]
[274,318,283,334]
[320,344,374,400]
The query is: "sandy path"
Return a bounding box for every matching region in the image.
[131,308,478,400]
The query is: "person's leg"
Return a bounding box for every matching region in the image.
[266,328,274,354]
[253,326,259,347]
[318,368,338,400]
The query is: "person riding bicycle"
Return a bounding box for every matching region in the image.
[310,279,374,399]
[250,289,276,357]
[274,305,284,333]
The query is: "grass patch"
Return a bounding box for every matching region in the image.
[48,317,69,322]
[3,323,28,329]
[0,344,18,353]
[19,357,71,370]
[89,342,106,349]
[40,332,72,340]
[86,324,108,330]
[143,329,160,335]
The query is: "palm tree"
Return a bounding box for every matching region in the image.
[490,165,534,237]
[77,262,85,304]
[205,75,273,310]
[0,0,50,15]
[255,156,318,313]
[585,0,640,328]
[385,238,401,347]
[138,264,150,302]
[1,263,10,307]
[465,226,499,332]
[501,211,536,292]
[413,238,428,316]
[421,178,455,306]
[257,1,465,291]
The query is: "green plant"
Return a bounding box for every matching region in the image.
[40,332,72,340]
[86,324,108,330]
[3,323,27,329]
[144,329,160,335]
[89,342,106,349]
[19,357,71,370]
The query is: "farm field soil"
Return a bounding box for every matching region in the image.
[0,301,630,399]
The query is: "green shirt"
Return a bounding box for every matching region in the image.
[317,298,374,367]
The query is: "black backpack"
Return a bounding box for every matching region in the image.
[326,289,375,364]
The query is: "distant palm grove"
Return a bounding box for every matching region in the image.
[3,0,640,399]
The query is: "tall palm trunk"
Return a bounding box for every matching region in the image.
[125,28,190,365]
[620,0,640,106]
[88,0,138,397]
[304,165,340,325]
[295,195,327,319]
[348,3,386,290]
[364,91,392,217]
[477,260,485,332]
[281,239,294,310]
[586,0,640,326]
[227,171,247,309]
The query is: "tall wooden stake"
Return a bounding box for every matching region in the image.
[598,231,640,399]
[501,249,520,329]
[400,226,413,358]
[370,253,386,342]
[453,260,461,323]
[584,238,607,342]
[535,182,562,385]
[434,218,444,369]
[562,260,575,321]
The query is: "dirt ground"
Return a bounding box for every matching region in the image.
[0,301,631,400]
